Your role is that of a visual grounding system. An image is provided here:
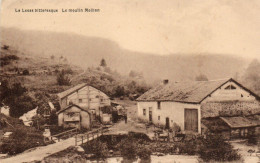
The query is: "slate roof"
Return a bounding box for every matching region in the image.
[57,83,87,99]
[220,116,259,128]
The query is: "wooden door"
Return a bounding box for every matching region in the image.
[166,117,170,129]
[184,109,198,132]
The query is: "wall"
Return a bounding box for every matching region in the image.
[137,101,201,133]
[58,106,91,129]
[60,86,111,114]
[201,81,260,118]
[201,101,260,118]
[204,81,256,102]
[80,110,91,129]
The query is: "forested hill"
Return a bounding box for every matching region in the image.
[1,27,252,83]
[0,45,150,117]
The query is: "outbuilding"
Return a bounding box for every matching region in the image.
[57,104,91,129]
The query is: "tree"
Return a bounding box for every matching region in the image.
[56,70,71,86]
[100,58,107,67]
[0,81,35,117]
[22,69,29,75]
[114,86,125,97]
[195,74,208,81]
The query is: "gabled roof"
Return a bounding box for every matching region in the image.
[57,83,87,99]
[136,78,260,104]
[220,116,259,128]
[57,104,90,114]
[57,83,109,99]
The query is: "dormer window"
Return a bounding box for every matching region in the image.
[225,84,236,90]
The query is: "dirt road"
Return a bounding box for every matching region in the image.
[0,135,97,163]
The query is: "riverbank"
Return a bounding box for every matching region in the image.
[41,132,242,163]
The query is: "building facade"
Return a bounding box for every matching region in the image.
[57,105,91,129]
[137,78,260,134]
[57,83,111,116]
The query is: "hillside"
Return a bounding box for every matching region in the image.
[1,27,251,83]
[0,45,150,117]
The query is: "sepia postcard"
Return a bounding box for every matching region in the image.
[0,0,259,162]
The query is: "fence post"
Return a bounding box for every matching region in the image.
[82,135,83,144]
[75,135,77,146]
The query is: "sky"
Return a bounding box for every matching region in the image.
[0,0,259,58]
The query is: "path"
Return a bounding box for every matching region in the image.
[0,134,97,163]
[107,119,155,138]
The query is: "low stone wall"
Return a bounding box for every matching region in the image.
[201,101,260,118]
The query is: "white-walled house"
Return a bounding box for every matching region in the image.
[136,78,260,133]
[57,83,111,116]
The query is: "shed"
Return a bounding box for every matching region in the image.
[220,116,258,139]
[57,104,91,129]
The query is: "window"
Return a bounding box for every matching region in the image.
[158,116,160,120]
[143,109,146,116]
[225,84,236,90]
[157,101,161,109]
[79,99,83,103]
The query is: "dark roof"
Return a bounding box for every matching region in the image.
[220,116,259,128]
[202,118,230,132]
[136,78,260,103]
[137,78,228,103]
[57,104,90,114]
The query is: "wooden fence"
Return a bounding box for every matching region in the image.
[75,127,109,146]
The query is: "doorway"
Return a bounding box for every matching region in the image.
[166,117,170,129]
[184,109,198,132]
[149,111,152,122]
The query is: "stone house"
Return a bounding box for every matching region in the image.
[136,78,260,134]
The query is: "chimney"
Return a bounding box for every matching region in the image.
[163,79,169,85]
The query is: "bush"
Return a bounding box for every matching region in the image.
[137,146,151,160]
[248,135,258,145]
[56,70,71,86]
[118,138,137,159]
[0,127,44,155]
[82,139,109,159]
[198,133,241,161]
[22,69,29,75]
[2,45,9,50]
